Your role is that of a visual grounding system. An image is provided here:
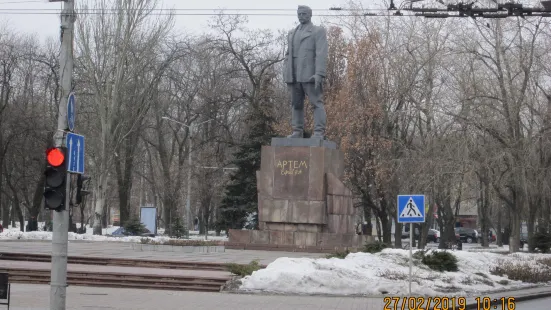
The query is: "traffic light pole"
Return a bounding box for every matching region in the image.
[51,1,75,309]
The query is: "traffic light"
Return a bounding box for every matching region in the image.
[76,174,90,204]
[43,147,68,211]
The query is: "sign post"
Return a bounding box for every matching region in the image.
[397,194,425,296]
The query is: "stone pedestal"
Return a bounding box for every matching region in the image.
[227,138,374,252]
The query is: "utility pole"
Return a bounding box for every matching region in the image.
[50,0,75,309]
[186,127,192,231]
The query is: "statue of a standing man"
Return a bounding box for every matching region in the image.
[283,5,328,139]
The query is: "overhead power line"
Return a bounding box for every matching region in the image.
[0,9,417,17]
[0,0,42,4]
[0,6,386,11]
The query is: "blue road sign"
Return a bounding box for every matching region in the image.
[67,92,75,132]
[397,195,425,223]
[67,132,84,174]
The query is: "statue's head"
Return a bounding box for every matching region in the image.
[297,5,312,24]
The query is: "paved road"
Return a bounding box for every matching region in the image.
[514,296,551,310]
[0,240,325,265]
[7,284,384,310]
[7,284,551,310]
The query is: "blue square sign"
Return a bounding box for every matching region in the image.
[67,132,85,174]
[397,195,425,223]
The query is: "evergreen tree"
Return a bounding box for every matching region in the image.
[217,107,275,234]
[123,216,147,235]
[170,216,188,239]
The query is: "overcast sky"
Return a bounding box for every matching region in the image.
[0,0,355,42]
[3,0,541,42]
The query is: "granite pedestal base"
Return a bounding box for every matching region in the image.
[227,138,374,252]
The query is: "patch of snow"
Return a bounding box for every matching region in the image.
[239,248,547,297]
[1,227,228,242]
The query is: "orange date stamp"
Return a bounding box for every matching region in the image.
[383,297,467,310]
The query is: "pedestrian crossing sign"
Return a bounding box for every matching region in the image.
[397,195,425,223]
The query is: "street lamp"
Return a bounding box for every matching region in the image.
[161,116,214,232]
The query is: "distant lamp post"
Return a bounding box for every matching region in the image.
[161,116,214,231]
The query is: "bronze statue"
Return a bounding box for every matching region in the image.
[283,5,328,139]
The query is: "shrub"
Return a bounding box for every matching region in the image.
[363,241,388,253]
[326,249,351,259]
[43,221,53,232]
[538,257,551,268]
[531,231,551,253]
[227,260,262,277]
[170,217,188,239]
[123,217,147,235]
[490,260,551,283]
[413,249,429,260]
[421,251,458,272]
[139,238,152,244]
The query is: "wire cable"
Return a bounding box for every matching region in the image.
[0,0,42,4]
[0,7,391,11]
[0,10,418,17]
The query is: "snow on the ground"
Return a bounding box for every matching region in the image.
[0,227,228,242]
[239,248,549,297]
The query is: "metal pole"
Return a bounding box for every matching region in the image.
[51,1,74,309]
[409,223,413,296]
[186,126,192,232]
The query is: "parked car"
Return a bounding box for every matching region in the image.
[427,229,439,243]
[401,228,440,243]
[477,230,497,243]
[454,227,478,243]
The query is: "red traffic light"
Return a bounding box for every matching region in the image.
[46,147,65,167]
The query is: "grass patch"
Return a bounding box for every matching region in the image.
[227,260,262,277]
[477,277,495,287]
[363,241,388,253]
[377,270,408,281]
[537,257,551,268]
[497,279,509,285]
[474,272,488,278]
[434,285,462,293]
[325,249,352,259]
[139,238,221,246]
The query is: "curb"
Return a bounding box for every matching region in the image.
[465,291,551,309]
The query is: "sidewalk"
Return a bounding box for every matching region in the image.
[465,285,551,309]
[7,284,383,310]
[6,283,551,309]
[0,240,325,265]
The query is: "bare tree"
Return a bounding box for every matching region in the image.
[75,0,174,234]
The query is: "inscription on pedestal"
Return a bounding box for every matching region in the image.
[276,159,308,176]
[273,147,310,200]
